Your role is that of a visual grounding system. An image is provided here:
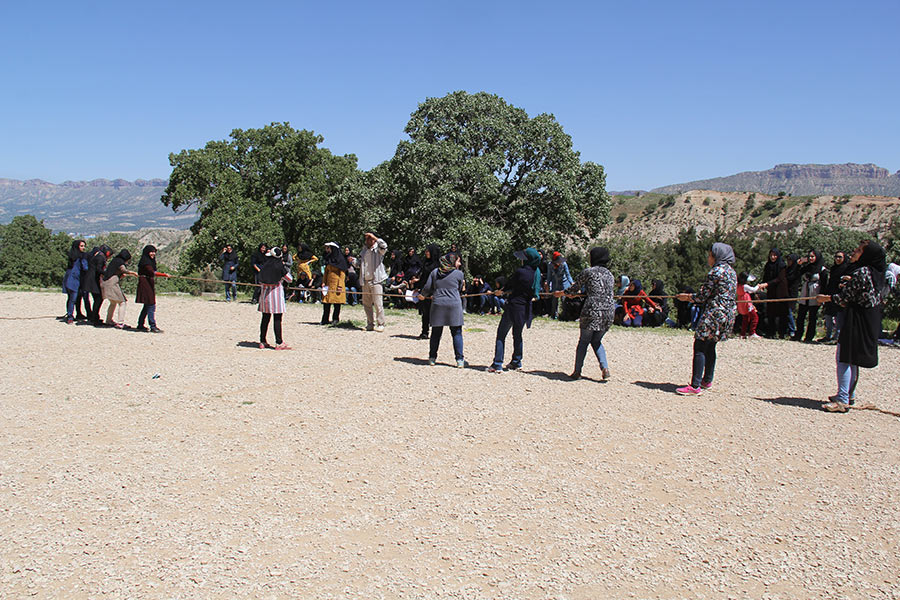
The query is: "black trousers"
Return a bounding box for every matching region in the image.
[794,304,819,341]
[322,303,341,323]
[260,313,283,345]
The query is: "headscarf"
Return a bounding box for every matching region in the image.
[324,242,349,272]
[103,249,131,280]
[589,247,610,267]
[67,240,85,269]
[617,275,630,296]
[830,251,849,285]
[627,279,643,297]
[850,240,887,290]
[524,247,542,299]
[258,252,288,284]
[763,248,786,282]
[297,243,314,261]
[711,242,736,266]
[436,252,458,279]
[99,244,111,257]
[138,245,157,272]
[422,243,441,276]
[402,248,422,276]
[649,279,668,310]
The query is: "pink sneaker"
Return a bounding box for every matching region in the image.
[700,381,713,390]
[676,385,703,396]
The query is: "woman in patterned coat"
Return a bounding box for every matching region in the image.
[676,242,737,395]
[558,246,616,381]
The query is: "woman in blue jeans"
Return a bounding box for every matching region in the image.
[488,248,541,373]
[556,247,615,380]
[675,243,737,395]
[419,252,466,367]
[818,240,885,412]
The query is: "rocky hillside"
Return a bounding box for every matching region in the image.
[651,163,900,197]
[603,190,900,243]
[0,178,195,234]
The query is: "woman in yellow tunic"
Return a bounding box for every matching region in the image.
[321,242,348,324]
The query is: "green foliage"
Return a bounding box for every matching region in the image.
[332,91,611,275]
[777,191,786,198]
[702,197,711,206]
[615,212,627,223]
[162,122,358,279]
[0,215,69,287]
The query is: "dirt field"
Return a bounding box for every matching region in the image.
[1,290,898,599]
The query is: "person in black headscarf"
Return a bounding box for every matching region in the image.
[416,243,441,338]
[488,248,542,372]
[762,248,789,338]
[220,244,239,301]
[793,249,828,342]
[62,239,88,323]
[83,245,111,325]
[321,242,349,324]
[556,246,616,380]
[646,279,670,327]
[251,243,268,304]
[818,250,849,343]
[100,249,137,328]
[135,245,170,332]
[257,246,292,349]
[818,240,886,412]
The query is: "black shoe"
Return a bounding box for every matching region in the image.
[569,371,581,380]
[150,327,163,333]
[135,325,149,332]
[418,332,429,339]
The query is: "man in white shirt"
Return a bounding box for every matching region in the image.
[358,232,388,332]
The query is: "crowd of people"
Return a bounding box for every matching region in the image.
[62,241,169,331]
[61,234,897,413]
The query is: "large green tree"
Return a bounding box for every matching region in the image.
[332,91,611,275]
[162,122,357,277]
[0,215,70,287]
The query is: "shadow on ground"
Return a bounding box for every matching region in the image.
[755,396,826,412]
[632,381,680,393]
[393,356,432,366]
[522,369,583,382]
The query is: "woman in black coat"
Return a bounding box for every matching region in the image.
[818,240,886,412]
[762,248,789,338]
[819,250,849,342]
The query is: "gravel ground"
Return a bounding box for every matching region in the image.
[1,290,899,599]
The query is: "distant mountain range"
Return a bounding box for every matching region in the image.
[2,163,899,235]
[649,163,900,197]
[0,177,195,234]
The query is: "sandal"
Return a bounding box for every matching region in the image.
[275,343,292,350]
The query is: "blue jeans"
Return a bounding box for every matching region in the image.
[835,345,858,403]
[65,289,79,319]
[430,326,463,361]
[138,303,157,328]
[224,281,236,301]
[691,338,717,388]
[574,329,608,372]
[787,306,796,337]
[492,310,523,369]
[623,314,642,327]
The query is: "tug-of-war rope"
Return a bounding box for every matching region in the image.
[156,274,825,302]
[2,273,897,417]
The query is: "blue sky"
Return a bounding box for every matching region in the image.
[2,0,898,190]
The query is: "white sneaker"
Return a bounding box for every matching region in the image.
[374,325,385,333]
[749,334,762,339]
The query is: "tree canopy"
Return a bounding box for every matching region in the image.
[333,91,611,274]
[162,122,357,278]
